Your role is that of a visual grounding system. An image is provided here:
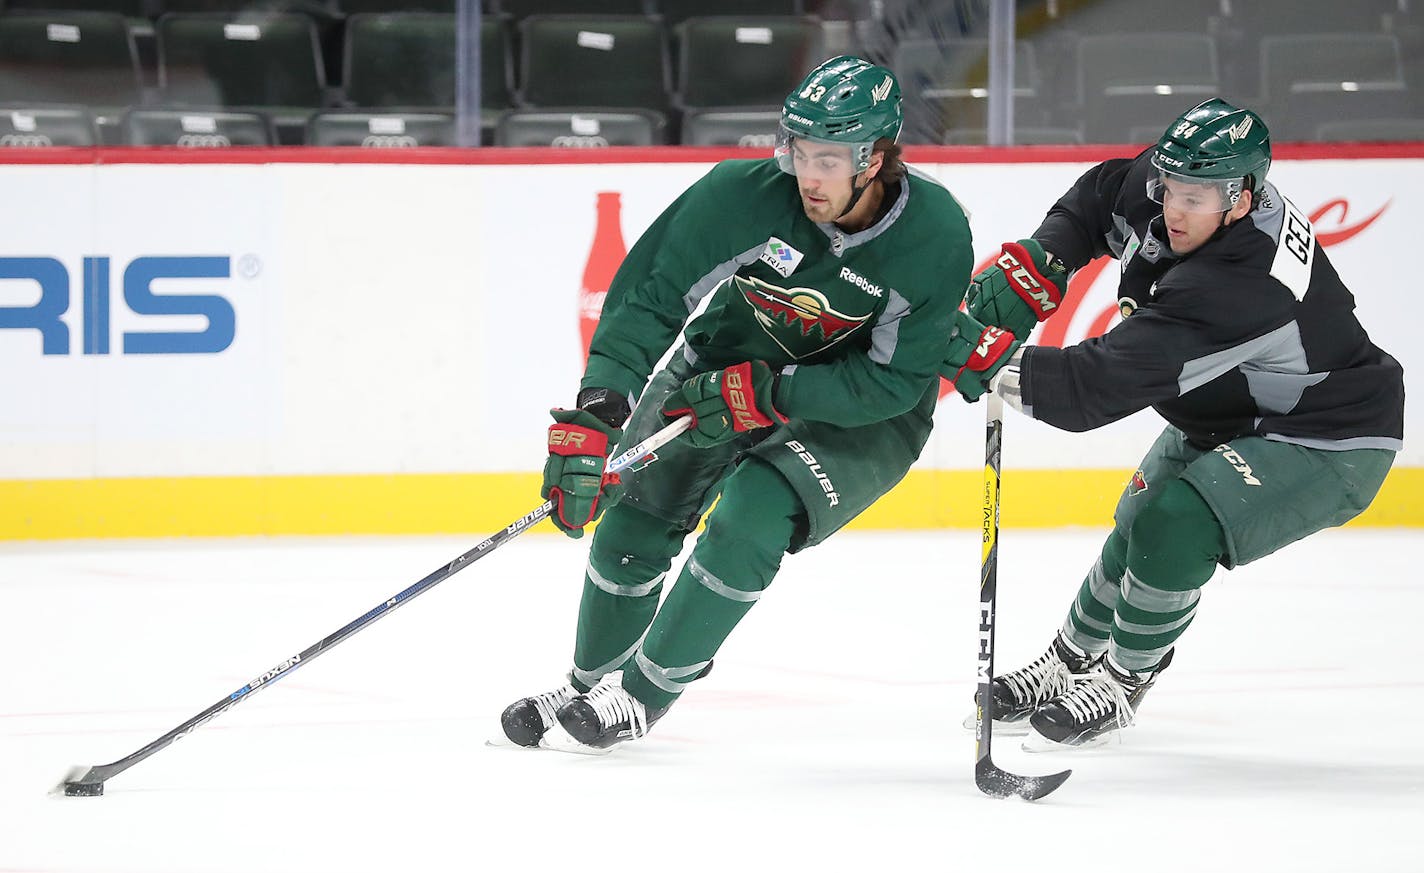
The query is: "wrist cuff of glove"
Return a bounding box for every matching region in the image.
[547,416,611,457]
[724,361,788,432]
[575,387,632,430]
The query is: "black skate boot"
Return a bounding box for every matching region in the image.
[550,674,668,752]
[967,632,1100,732]
[498,683,580,747]
[1026,649,1173,749]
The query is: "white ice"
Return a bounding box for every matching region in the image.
[3,527,1422,873]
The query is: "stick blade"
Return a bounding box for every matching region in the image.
[975,759,1071,801]
[52,765,105,798]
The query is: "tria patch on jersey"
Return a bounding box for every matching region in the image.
[758,237,804,278]
[1127,468,1149,496]
[734,274,871,359]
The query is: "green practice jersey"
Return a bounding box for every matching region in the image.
[583,158,974,427]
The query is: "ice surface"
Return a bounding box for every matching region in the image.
[3,528,1421,872]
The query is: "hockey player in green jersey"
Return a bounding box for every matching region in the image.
[944,98,1404,749]
[499,56,974,752]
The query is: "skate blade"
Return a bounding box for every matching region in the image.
[961,712,1033,736]
[1021,729,1113,753]
[538,720,613,756]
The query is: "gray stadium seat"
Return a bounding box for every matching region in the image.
[308,111,456,146]
[680,107,779,147]
[943,126,1084,146]
[0,105,97,145]
[1315,117,1424,142]
[6,0,147,16]
[1076,32,1219,143]
[495,0,644,20]
[676,15,822,109]
[494,108,665,146]
[157,12,325,108]
[124,107,272,144]
[1261,33,1410,141]
[657,0,801,27]
[892,38,1047,143]
[518,15,669,111]
[0,11,142,106]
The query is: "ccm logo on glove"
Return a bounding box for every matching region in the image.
[996,242,1061,317]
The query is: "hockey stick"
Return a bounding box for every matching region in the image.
[54,415,694,797]
[975,394,1070,800]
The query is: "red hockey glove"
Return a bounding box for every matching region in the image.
[542,408,623,539]
[942,310,1021,403]
[661,361,787,448]
[965,239,1067,340]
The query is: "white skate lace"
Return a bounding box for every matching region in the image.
[532,685,578,728]
[1001,649,1076,706]
[583,681,650,738]
[1058,668,1137,731]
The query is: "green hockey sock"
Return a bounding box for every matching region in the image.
[1061,529,1127,656]
[1111,479,1226,672]
[571,501,688,691]
[622,460,802,710]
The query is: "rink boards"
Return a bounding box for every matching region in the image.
[0,144,1418,537]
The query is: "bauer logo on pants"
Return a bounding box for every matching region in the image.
[784,439,840,507]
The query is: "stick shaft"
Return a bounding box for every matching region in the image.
[68,416,693,789]
[975,394,1005,769]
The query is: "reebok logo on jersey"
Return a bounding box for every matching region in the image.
[785,439,840,506]
[759,237,804,278]
[839,266,884,297]
[1214,444,1262,486]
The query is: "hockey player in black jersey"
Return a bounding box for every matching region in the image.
[944,98,1404,749]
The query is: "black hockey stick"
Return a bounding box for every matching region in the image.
[975,395,1070,800]
[54,415,694,797]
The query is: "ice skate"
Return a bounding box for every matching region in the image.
[494,682,580,748]
[963,632,1101,735]
[544,672,668,753]
[1023,649,1172,751]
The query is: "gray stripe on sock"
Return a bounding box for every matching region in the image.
[1113,604,1198,637]
[572,637,644,689]
[689,556,762,602]
[587,560,664,598]
[634,649,710,695]
[1122,569,1201,612]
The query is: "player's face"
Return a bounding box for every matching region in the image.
[792,141,859,222]
[1159,177,1232,254]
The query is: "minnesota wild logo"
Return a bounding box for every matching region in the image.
[735,275,872,359]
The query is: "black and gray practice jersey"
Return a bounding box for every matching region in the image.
[1018,149,1404,451]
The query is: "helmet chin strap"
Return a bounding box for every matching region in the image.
[836,171,876,221]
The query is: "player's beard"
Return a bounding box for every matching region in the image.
[798,184,850,223]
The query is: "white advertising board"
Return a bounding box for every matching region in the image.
[0,152,1418,483]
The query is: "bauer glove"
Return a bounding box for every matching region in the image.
[965,239,1067,341]
[942,310,1021,403]
[542,405,624,539]
[661,360,787,449]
